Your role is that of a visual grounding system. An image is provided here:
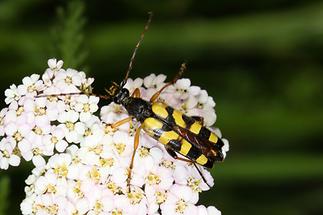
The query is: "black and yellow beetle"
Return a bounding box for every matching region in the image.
[100,13,226,186]
[105,62,225,184]
[40,12,226,186]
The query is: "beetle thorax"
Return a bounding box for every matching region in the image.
[124,98,152,122]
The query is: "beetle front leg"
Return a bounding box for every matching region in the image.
[109,116,133,129]
[127,125,143,189]
[131,88,141,98]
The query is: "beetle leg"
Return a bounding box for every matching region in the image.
[150,63,187,102]
[131,88,141,98]
[127,125,143,188]
[109,117,133,129]
[165,146,211,188]
[165,147,193,163]
[193,162,212,188]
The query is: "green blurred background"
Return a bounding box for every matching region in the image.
[0,0,323,214]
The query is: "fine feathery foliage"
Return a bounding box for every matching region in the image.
[0,176,10,215]
[51,0,87,70]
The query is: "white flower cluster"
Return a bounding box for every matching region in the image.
[0,59,96,169]
[0,59,228,215]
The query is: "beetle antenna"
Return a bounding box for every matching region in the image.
[120,11,153,87]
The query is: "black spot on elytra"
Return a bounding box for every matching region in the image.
[199,127,211,140]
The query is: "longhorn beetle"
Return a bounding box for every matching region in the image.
[39,12,226,187]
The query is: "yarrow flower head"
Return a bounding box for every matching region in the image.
[1,58,229,215]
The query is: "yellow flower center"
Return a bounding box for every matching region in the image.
[73,181,84,198]
[32,126,43,135]
[51,136,58,144]
[83,103,90,112]
[27,84,36,93]
[46,184,57,194]
[13,147,21,156]
[89,167,101,183]
[94,200,103,213]
[127,190,144,205]
[114,143,126,155]
[146,173,161,185]
[2,150,10,158]
[187,177,202,192]
[100,158,114,167]
[34,106,46,116]
[155,191,167,204]
[106,181,120,194]
[72,156,81,164]
[72,210,80,215]
[175,199,187,214]
[32,147,42,156]
[54,164,68,178]
[65,121,75,131]
[104,124,116,134]
[160,160,175,169]
[64,76,73,84]
[84,128,92,136]
[90,145,103,155]
[197,102,203,109]
[13,131,23,142]
[111,209,123,215]
[138,147,149,157]
[16,106,24,116]
[47,204,58,215]
[47,96,58,102]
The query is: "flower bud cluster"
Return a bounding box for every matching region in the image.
[0,59,228,215]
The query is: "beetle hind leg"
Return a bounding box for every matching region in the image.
[165,146,212,188]
[193,162,212,188]
[165,147,193,163]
